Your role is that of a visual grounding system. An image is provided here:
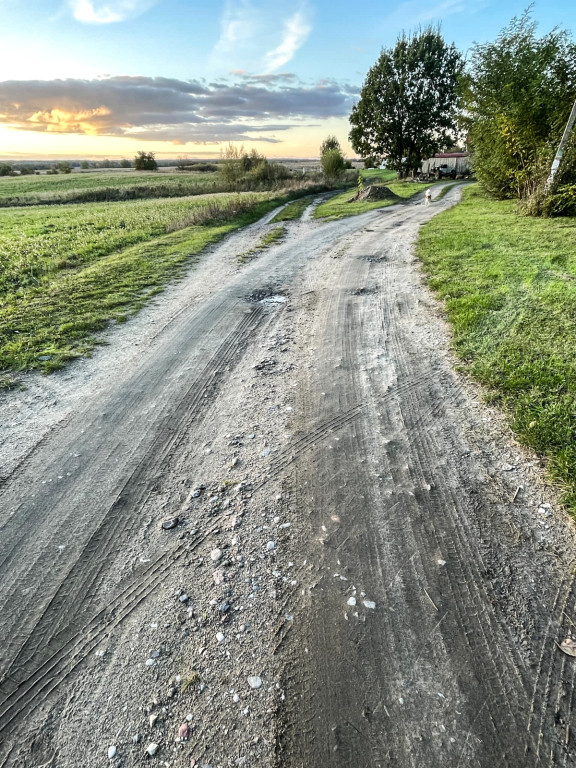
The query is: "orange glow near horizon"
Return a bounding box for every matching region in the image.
[27,106,112,135]
[0,118,355,160]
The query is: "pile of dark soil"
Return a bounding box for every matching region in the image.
[348,184,400,203]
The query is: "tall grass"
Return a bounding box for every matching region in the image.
[0,194,244,294]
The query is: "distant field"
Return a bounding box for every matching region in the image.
[0,170,221,207]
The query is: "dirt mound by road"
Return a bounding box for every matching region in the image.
[348,184,400,203]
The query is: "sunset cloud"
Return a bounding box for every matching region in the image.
[0,75,357,145]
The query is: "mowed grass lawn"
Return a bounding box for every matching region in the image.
[314,170,425,219]
[0,192,286,374]
[417,184,576,509]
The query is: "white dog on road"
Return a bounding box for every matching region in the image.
[424,189,432,205]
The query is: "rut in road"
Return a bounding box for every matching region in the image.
[1,187,575,768]
[0,195,415,766]
[274,197,576,767]
[0,304,268,747]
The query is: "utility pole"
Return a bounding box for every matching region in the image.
[546,96,576,190]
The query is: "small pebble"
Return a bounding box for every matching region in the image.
[132,734,141,744]
[179,594,189,603]
[363,600,376,610]
[248,676,263,689]
[178,722,189,741]
[347,597,356,607]
[211,548,223,562]
[233,693,240,703]
[108,746,117,760]
[216,632,225,643]
[267,541,275,551]
[147,743,159,756]
[146,658,156,667]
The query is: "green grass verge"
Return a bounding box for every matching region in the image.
[237,225,285,264]
[0,196,290,372]
[314,179,424,220]
[270,196,314,222]
[361,169,397,184]
[417,184,576,510]
[433,183,457,202]
[0,193,264,295]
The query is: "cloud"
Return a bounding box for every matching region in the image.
[212,1,258,65]
[68,0,157,24]
[212,1,313,75]
[263,11,312,73]
[0,74,357,145]
[384,0,485,27]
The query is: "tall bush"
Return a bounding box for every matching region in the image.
[464,12,576,200]
[320,136,346,181]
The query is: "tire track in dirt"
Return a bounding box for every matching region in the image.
[0,307,266,751]
[275,190,576,767]
[2,187,575,767]
[0,201,405,765]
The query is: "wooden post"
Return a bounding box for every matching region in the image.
[546,97,576,190]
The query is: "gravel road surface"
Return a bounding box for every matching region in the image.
[1,186,576,768]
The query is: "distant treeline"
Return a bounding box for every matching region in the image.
[0,158,222,176]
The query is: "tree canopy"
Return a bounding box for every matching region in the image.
[349,28,462,176]
[463,11,576,200]
[134,151,158,171]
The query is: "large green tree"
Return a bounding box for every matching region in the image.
[349,28,462,176]
[464,12,576,200]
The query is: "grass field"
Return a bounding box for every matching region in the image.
[417,184,576,510]
[0,170,223,207]
[0,190,303,373]
[0,193,263,294]
[314,170,424,219]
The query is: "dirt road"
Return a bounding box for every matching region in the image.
[1,187,576,767]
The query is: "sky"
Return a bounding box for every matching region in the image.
[0,0,575,159]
